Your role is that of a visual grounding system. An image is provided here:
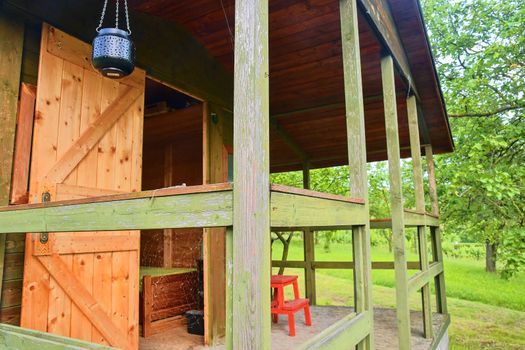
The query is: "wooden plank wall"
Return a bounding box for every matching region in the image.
[0,13,24,326]
[203,103,233,344]
[141,105,204,269]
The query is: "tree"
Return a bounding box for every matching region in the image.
[421,0,525,276]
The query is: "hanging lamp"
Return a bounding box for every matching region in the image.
[92,0,135,79]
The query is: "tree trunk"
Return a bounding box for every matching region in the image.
[485,241,497,273]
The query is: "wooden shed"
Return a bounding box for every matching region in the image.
[0,0,451,349]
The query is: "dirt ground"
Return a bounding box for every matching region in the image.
[139,306,445,350]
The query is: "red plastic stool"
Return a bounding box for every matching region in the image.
[271,275,312,336]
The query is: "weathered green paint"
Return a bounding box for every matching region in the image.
[408,262,443,295]
[431,226,448,314]
[3,0,233,108]
[407,96,425,212]
[340,1,374,347]
[382,54,411,350]
[370,212,439,229]
[302,164,317,305]
[418,226,433,338]
[0,190,233,233]
[270,192,368,229]
[272,260,421,270]
[0,323,114,349]
[225,227,233,350]
[0,12,24,312]
[358,0,417,97]
[430,314,451,350]
[232,0,271,348]
[426,145,440,216]
[296,311,372,350]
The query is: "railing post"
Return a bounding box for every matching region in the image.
[407,96,432,338]
[425,145,439,217]
[232,0,271,348]
[430,226,448,314]
[340,0,374,348]
[381,55,411,350]
[225,227,233,349]
[0,13,24,305]
[302,163,317,305]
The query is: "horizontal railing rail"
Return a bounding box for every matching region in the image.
[271,260,422,270]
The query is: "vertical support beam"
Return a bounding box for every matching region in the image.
[407,96,432,338]
[425,145,439,216]
[225,226,233,350]
[340,1,374,348]
[0,13,24,304]
[381,55,411,350]
[232,0,270,348]
[407,96,425,213]
[302,163,317,305]
[163,144,173,268]
[430,226,448,314]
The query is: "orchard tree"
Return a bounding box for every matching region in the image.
[422,0,525,275]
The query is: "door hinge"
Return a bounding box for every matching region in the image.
[40,191,51,244]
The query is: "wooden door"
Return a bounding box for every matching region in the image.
[20,24,145,350]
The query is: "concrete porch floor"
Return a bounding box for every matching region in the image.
[139,306,446,350]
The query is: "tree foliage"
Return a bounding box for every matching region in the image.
[422,0,525,277]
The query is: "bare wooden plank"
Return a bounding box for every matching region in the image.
[43,86,142,185]
[232,0,271,347]
[10,83,36,205]
[0,12,24,310]
[37,254,131,349]
[382,54,411,350]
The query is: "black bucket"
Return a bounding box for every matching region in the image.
[185,310,204,336]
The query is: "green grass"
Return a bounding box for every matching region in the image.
[271,240,525,349]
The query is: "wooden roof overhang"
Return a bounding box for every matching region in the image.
[130,0,453,172]
[3,0,452,173]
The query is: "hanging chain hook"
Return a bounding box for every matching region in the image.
[115,0,120,29]
[96,0,130,34]
[96,0,109,32]
[124,0,131,35]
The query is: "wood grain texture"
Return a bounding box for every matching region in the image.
[0,190,233,233]
[340,1,374,348]
[10,84,36,205]
[270,191,368,229]
[382,55,411,350]
[407,96,425,212]
[232,0,271,348]
[0,13,24,314]
[296,311,372,350]
[425,145,440,216]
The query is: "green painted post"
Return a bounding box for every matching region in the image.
[232,0,271,348]
[407,96,433,338]
[225,227,233,349]
[381,55,411,350]
[340,0,374,348]
[302,164,317,305]
[430,226,448,314]
[0,13,24,307]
